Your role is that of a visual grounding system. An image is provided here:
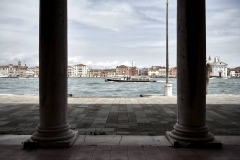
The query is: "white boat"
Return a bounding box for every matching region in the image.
[105,76,156,82]
[0,74,9,78]
[18,77,29,79]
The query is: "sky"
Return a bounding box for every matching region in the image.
[0,0,239,69]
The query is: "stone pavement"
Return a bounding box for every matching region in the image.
[0,135,240,159]
[1,143,240,160]
[0,94,240,159]
[0,94,240,136]
[0,135,240,160]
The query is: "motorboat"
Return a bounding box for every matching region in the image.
[105,76,156,82]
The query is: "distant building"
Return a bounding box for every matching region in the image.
[26,68,35,77]
[74,64,88,77]
[229,71,236,77]
[68,66,74,77]
[33,66,39,77]
[0,60,28,77]
[170,67,177,77]
[0,64,16,76]
[102,69,116,77]
[107,69,116,77]
[88,69,101,77]
[116,65,138,76]
[148,66,168,77]
[139,68,149,76]
[116,65,129,76]
[128,67,138,76]
[148,68,159,77]
[207,56,228,78]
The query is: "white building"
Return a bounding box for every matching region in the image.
[67,66,74,77]
[229,71,235,77]
[26,68,35,77]
[148,66,168,77]
[206,56,228,78]
[33,66,39,77]
[0,60,28,77]
[148,69,159,77]
[74,64,88,77]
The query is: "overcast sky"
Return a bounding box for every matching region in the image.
[0,0,239,68]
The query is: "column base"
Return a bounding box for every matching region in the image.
[164,84,172,96]
[30,131,79,148]
[166,131,222,148]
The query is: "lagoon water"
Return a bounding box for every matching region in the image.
[0,78,240,97]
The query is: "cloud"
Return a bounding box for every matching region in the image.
[84,60,119,69]
[0,0,239,68]
[68,0,147,32]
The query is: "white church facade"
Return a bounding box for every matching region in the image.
[206,56,228,78]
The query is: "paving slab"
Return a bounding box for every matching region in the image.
[0,94,240,136]
[0,94,239,158]
[0,135,240,159]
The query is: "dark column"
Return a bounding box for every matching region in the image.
[31,0,78,147]
[166,0,221,148]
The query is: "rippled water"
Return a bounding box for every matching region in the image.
[0,78,240,97]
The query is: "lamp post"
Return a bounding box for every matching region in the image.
[164,0,172,96]
[166,0,169,84]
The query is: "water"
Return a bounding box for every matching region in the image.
[0,78,240,97]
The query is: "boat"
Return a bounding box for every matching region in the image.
[0,74,9,78]
[105,76,156,82]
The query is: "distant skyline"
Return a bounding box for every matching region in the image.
[0,0,239,68]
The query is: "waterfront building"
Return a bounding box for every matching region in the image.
[207,56,228,78]
[88,69,102,77]
[148,66,168,77]
[159,67,167,77]
[101,69,108,77]
[16,62,28,77]
[67,66,74,77]
[116,65,129,76]
[33,66,39,77]
[116,65,138,76]
[148,68,159,77]
[128,67,139,76]
[170,67,177,77]
[0,60,27,77]
[139,68,149,76]
[107,69,116,77]
[229,71,236,77]
[26,68,35,77]
[0,64,16,77]
[102,69,116,77]
[74,64,88,77]
[236,72,240,77]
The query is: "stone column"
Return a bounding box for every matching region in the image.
[166,0,221,148]
[31,0,78,147]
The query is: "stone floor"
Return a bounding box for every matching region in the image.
[0,95,240,135]
[0,94,240,159]
[1,144,240,160]
[0,135,240,159]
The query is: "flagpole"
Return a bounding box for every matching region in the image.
[164,0,172,96]
[166,0,169,84]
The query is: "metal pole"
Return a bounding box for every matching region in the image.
[166,0,169,84]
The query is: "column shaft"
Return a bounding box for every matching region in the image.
[169,0,213,143]
[31,0,77,145]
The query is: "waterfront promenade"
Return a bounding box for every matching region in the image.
[0,94,240,136]
[0,95,240,135]
[0,94,240,159]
